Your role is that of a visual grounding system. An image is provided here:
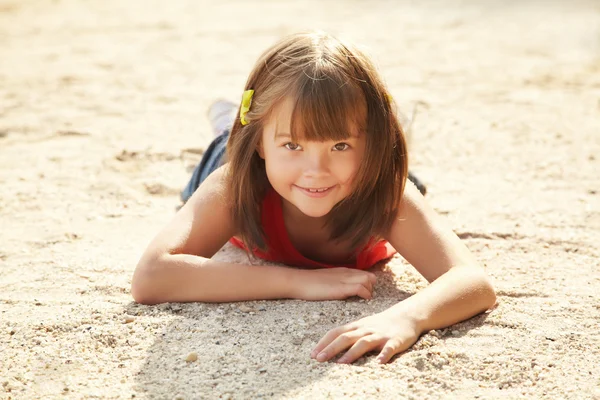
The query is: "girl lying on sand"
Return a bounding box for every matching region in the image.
[132,31,497,364]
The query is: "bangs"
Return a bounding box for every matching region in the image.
[289,70,367,142]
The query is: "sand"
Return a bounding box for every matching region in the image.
[1,0,599,399]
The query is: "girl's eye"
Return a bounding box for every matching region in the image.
[333,143,350,151]
[284,142,302,151]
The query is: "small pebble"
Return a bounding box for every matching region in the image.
[238,305,254,313]
[185,352,198,362]
[451,330,460,336]
[415,358,426,371]
[292,336,303,345]
[123,316,135,324]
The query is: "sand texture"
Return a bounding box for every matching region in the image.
[1,0,599,399]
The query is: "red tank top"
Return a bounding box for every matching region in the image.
[229,188,396,270]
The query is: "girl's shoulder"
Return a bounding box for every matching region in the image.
[383,180,478,283]
[179,164,238,252]
[136,163,236,264]
[192,163,233,205]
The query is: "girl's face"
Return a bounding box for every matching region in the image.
[259,97,366,219]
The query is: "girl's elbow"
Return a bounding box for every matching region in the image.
[459,266,497,310]
[477,269,497,309]
[131,260,163,305]
[131,279,155,305]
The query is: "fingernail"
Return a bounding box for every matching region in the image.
[316,352,327,362]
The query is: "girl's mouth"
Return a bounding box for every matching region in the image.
[295,185,335,197]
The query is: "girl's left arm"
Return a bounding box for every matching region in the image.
[382,180,497,331]
[311,181,497,364]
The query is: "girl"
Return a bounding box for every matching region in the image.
[132,31,497,365]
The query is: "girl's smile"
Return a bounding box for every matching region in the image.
[294,184,336,198]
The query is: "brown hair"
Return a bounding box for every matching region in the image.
[225,31,408,256]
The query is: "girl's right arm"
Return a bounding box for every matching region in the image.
[131,165,296,304]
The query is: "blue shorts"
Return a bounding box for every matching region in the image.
[181,130,229,203]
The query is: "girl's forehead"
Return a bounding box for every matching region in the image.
[265,96,365,141]
[262,98,292,137]
[272,96,295,123]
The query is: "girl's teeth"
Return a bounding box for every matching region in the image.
[307,188,328,192]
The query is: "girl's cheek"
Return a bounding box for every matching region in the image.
[268,153,297,168]
[265,154,301,180]
[333,156,360,181]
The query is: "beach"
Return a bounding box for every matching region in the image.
[1,0,599,398]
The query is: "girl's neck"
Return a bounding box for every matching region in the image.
[279,194,357,264]
[280,196,329,231]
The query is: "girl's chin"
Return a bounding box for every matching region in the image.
[298,208,331,219]
[293,199,336,219]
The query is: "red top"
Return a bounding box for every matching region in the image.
[229,188,396,270]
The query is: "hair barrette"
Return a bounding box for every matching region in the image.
[240,89,254,126]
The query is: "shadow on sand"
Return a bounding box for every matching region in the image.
[127,263,491,398]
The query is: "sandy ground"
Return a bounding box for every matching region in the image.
[1,0,599,399]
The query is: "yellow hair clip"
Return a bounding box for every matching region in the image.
[240,89,254,126]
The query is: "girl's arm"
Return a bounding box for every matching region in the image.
[310,181,497,364]
[133,256,297,304]
[131,165,295,304]
[382,180,497,331]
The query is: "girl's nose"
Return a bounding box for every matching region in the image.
[303,149,330,177]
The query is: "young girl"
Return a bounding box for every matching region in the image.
[132,31,497,365]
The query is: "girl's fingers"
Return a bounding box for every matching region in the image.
[364,277,374,293]
[361,272,376,294]
[352,283,372,300]
[343,270,376,287]
[376,337,406,364]
[311,325,357,360]
[312,329,364,362]
[367,272,377,285]
[342,274,374,298]
[336,334,383,364]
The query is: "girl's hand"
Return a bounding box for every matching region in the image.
[292,268,377,301]
[310,309,422,364]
